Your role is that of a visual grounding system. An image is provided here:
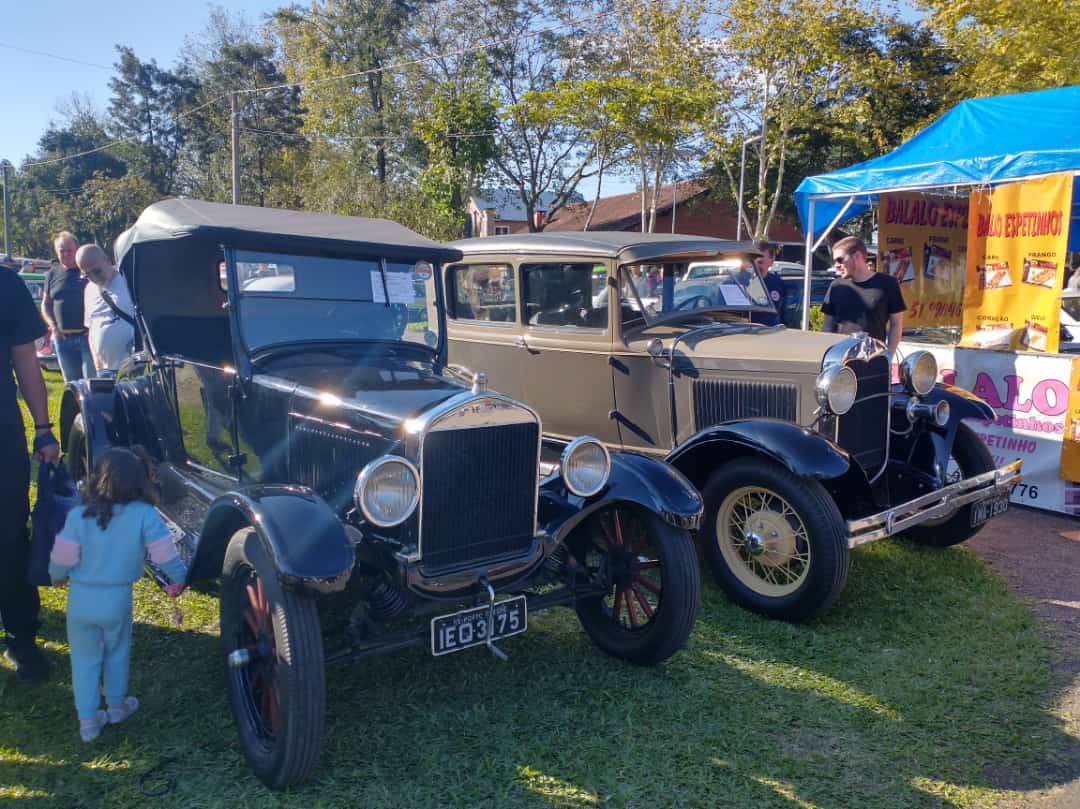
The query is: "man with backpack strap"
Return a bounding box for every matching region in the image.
[76,245,136,375]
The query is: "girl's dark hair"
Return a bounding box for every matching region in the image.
[82,446,157,529]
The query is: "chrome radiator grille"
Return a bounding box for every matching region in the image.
[419,422,539,571]
[693,378,797,429]
[836,355,890,473]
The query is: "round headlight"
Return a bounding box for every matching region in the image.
[900,351,938,396]
[354,456,419,527]
[815,365,858,415]
[561,437,611,497]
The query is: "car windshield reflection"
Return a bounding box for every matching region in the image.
[617,261,772,327]
[233,250,439,353]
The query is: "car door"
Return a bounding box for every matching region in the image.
[443,261,525,399]
[170,358,239,483]
[518,260,620,444]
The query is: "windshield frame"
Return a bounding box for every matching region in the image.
[224,247,447,375]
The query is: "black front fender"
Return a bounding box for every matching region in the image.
[665,419,852,494]
[897,383,995,423]
[195,485,353,591]
[539,452,703,544]
[59,378,120,465]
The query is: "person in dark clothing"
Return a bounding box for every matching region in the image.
[822,235,906,356]
[1,268,59,683]
[42,231,95,382]
[749,240,786,327]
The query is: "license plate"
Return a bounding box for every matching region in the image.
[971,494,1009,527]
[431,596,527,657]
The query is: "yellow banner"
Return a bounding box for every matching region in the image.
[960,173,1073,353]
[877,193,968,327]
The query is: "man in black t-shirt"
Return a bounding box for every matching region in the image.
[822,236,906,356]
[1,270,59,683]
[41,230,95,382]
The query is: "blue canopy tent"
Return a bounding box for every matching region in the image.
[792,85,1080,328]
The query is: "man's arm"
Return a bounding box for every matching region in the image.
[41,286,61,341]
[887,312,903,357]
[822,314,836,333]
[12,342,59,464]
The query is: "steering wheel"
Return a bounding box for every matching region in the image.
[673,294,713,312]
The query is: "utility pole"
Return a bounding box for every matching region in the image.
[230,93,241,205]
[1,160,11,256]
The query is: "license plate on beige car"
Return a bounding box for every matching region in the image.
[971,495,1008,527]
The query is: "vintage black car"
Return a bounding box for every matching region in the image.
[59,201,702,788]
[443,232,1021,622]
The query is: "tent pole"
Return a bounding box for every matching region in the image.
[802,199,815,330]
[812,195,856,253]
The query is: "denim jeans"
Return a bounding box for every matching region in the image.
[55,333,96,382]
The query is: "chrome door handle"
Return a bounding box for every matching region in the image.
[514,336,528,349]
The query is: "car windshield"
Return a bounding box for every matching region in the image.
[618,260,772,327]
[233,250,440,353]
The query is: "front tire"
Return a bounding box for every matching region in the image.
[904,422,996,548]
[573,505,699,665]
[221,528,325,789]
[701,457,849,622]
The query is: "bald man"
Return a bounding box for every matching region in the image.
[76,245,135,374]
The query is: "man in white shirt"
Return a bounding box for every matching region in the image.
[75,245,135,374]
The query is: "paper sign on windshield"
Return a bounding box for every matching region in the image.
[719,284,750,306]
[385,272,416,304]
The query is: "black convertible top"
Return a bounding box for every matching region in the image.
[114,198,462,266]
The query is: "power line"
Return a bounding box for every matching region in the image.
[21,95,227,169]
[14,9,614,171]
[238,10,614,97]
[241,126,498,142]
[0,42,113,71]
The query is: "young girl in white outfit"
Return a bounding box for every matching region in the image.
[49,447,187,742]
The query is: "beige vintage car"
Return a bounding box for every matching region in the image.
[444,232,1021,621]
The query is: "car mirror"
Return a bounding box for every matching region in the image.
[646,338,670,367]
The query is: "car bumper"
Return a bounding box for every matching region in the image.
[846,460,1022,548]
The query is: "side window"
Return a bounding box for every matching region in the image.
[449,263,517,323]
[523,263,608,329]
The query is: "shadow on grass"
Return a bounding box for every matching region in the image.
[1,539,1077,808]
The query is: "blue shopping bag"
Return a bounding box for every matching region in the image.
[27,463,80,586]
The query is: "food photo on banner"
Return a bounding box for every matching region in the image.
[960,172,1073,353]
[878,192,968,328]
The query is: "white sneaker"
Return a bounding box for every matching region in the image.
[107,696,139,724]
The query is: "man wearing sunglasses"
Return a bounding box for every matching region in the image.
[822,236,906,357]
[76,244,136,375]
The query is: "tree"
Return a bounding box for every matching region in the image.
[108,46,198,194]
[482,0,599,231]
[709,0,880,239]
[916,0,1080,100]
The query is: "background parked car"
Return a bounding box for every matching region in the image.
[18,271,59,371]
[773,262,835,328]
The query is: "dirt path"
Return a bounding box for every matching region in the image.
[967,506,1080,808]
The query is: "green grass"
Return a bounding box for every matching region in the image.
[3,371,1077,808]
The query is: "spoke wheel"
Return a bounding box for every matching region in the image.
[573,505,699,666]
[701,458,848,622]
[221,528,325,789]
[716,486,811,598]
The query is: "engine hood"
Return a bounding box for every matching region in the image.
[253,352,468,440]
[628,324,847,375]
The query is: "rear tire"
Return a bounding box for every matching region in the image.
[573,505,699,666]
[66,413,89,488]
[221,528,325,789]
[905,422,996,548]
[701,457,849,622]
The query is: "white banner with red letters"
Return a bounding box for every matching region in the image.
[900,341,1076,515]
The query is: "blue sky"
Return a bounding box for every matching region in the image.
[1,1,282,164]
